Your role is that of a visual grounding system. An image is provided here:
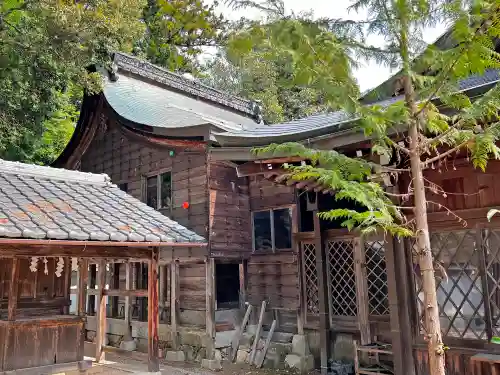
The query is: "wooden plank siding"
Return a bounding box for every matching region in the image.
[179,263,206,311]
[208,162,252,258]
[80,120,209,240]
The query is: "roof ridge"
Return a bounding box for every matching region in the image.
[112,52,262,121]
[0,159,111,186]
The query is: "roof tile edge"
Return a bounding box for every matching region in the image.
[0,159,110,186]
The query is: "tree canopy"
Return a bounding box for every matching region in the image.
[202,0,359,123]
[0,0,228,164]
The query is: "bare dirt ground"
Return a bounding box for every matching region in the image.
[81,352,302,375]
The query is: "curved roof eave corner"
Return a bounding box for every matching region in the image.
[52,93,103,169]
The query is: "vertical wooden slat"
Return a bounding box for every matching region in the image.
[95,260,106,362]
[313,208,330,375]
[206,257,216,360]
[8,258,19,321]
[124,262,132,325]
[239,261,247,311]
[89,265,97,315]
[171,261,179,350]
[63,257,71,314]
[385,235,416,375]
[478,227,494,340]
[111,263,120,318]
[148,248,160,372]
[78,259,89,316]
[354,237,371,345]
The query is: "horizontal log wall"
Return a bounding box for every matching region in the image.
[208,162,252,258]
[80,120,209,240]
[179,263,206,311]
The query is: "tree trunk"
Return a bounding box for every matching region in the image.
[404,81,446,375]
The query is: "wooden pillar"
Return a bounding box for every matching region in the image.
[148,248,160,372]
[63,257,71,314]
[386,237,416,375]
[78,259,89,316]
[313,208,330,375]
[206,257,216,360]
[354,237,371,345]
[8,258,19,321]
[171,261,179,349]
[89,264,97,315]
[95,260,107,363]
[239,261,247,311]
[124,263,132,324]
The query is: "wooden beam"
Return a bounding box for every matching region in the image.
[148,248,160,372]
[87,289,148,297]
[95,260,107,363]
[205,257,216,359]
[230,304,252,362]
[8,258,19,321]
[313,208,330,375]
[78,259,89,316]
[171,261,179,350]
[354,237,371,346]
[256,319,276,368]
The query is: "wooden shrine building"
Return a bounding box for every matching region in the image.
[53,45,500,375]
[0,159,206,374]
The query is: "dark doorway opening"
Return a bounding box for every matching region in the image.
[215,262,240,309]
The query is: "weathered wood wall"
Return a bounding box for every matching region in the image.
[80,120,209,241]
[0,258,69,318]
[208,162,251,258]
[246,176,299,311]
[0,316,84,371]
[179,263,206,311]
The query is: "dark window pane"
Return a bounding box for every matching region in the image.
[273,208,292,249]
[160,172,172,210]
[146,176,158,209]
[253,211,272,251]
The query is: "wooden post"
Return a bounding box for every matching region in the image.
[124,262,132,327]
[8,258,19,321]
[206,257,216,359]
[171,261,179,350]
[292,203,304,334]
[353,237,371,345]
[386,236,416,375]
[95,260,107,363]
[313,208,330,375]
[148,248,160,372]
[63,257,71,314]
[111,263,120,318]
[78,259,89,316]
[239,261,247,311]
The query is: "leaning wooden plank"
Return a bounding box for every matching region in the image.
[248,300,267,365]
[230,304,253,362]
[256,319,276,368]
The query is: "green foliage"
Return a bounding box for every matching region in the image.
[202,2,359,123]
[228,0,500,240]
[0,0,146,163]
[135,0,227,73]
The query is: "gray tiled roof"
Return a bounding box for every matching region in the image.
[104,74,260,132]
[213,69,500,146]
[0,160,206,243]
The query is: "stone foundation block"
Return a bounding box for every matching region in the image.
[201,358,222,371]
[284,354,315,373]
[236,349,249,364]
[165,350,185,362]
[292,334,310,356]
[119,339,137,351]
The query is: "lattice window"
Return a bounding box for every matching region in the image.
[302,242,319,314]
[327,240,357,317]
[365,240,390,316]
[414,230,486,340]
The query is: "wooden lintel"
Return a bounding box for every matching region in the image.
[148,248,160,372]
[0,244,152,259]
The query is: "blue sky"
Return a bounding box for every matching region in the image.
[207,0,448,91]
